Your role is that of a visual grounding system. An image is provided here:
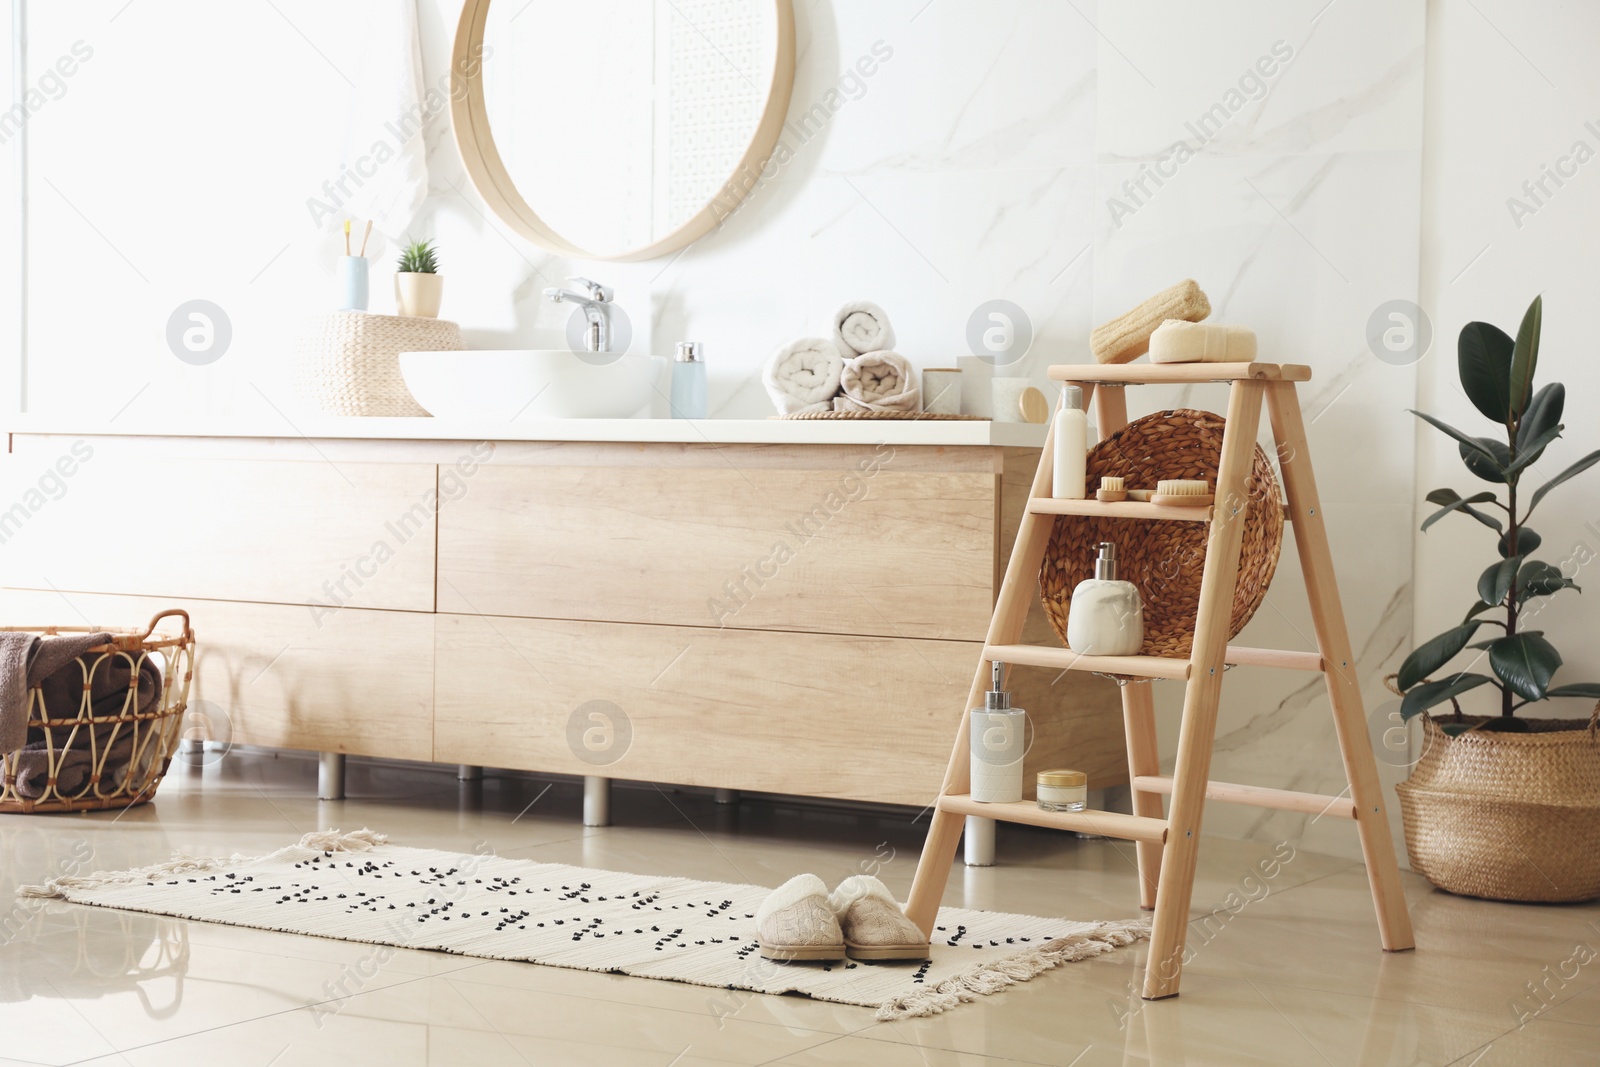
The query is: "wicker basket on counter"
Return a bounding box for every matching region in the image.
[295,311,461,416]
[0,610,194,814]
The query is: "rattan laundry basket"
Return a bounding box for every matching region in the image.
[296,311,462,416]
[1396,712,1600,902]
[1040,408,1285,660]
[0,610,194,814]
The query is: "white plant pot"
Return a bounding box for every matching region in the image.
[395,272,443,318]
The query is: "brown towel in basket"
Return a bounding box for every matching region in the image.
[6,655,162,801]
[0,631,112,756]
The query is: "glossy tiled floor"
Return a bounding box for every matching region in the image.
[1,752,1596,1066]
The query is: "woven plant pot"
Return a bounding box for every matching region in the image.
[1040,408,1285,659]
[1396,713,1600,902]
[295,311,462,417]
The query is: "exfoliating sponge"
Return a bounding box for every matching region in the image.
[1148,320,1257,364]
[1090,279,1211,364]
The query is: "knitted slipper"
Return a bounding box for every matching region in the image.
[756,874,846,961]
[829,875,931,962]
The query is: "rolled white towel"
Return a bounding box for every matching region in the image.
[834,351,920,413]
[764,337,846,414]
[832,301,896,356]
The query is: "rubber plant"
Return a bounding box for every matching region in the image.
[1399,295,1600,733]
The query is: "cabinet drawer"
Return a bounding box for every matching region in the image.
[436,461,996,640]
[0,454,437,611]
[0,590,434,762]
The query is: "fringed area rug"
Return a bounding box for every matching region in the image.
[19,829,1148,1020]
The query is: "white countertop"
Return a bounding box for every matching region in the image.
[5,415,1047,448]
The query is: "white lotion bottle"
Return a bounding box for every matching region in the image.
[969,661,1025,803]
[1066,542,1144,656]
[1051,385,1088,499]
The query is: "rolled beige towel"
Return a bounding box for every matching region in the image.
[832,301,896,356]
[764,337,845,414]
[834,351,920,413]
[1149,320,1257,364]
[1090,279,1211,364]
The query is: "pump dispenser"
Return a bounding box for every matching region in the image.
[1065,542,1144,656]
[970,661,1026,803]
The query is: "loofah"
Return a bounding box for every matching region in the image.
[1090,279,1211,364]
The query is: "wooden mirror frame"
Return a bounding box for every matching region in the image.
[450,0,797,263]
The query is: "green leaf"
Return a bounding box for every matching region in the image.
[1398,622,1488,689]
[1516,383,1565,449]
[1508,295,1542,421]
[1516,559,1577,601]
[1547,683,1600,699]
[1502,422,1565,477]
[1477,556,1523,606]
[1488,631,1562,701]
[1411,411,1504,464]
[1461,437,1511,483]
[1420,490,1500,532]
[1457,321,1515,424]
[1528,449,1600,514]
[1499,527,1540,557]
[1400,673,1494,720]
[1464,600,1500,622]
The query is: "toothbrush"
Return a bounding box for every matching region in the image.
[358,220,372,258]
[343,219,351,256]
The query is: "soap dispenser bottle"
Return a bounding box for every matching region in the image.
[1066,542,1144,656]
[969,661,1026,803]
[670,341,707,419]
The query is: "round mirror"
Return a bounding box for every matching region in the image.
[452,0,795,262]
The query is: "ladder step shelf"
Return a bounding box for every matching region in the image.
[982,643,1323,679]
[937,795,1169,844]
[1026,498,1213,522]
[1131,775,1357,819]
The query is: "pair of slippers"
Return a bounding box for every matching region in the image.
[755,873,930,963]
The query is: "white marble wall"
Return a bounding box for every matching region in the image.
[7,2,1437,861]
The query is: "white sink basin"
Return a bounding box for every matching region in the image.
[399,350,666,420]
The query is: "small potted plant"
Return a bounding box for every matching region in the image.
[395,238,443,318]
[1395,294,1600,902]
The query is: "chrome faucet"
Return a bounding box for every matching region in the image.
[543,276,613,352]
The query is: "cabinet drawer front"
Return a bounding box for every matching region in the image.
[437,463,996,639]
[433,614,975,805]
[0,453,437,611]
[0,591,434,761]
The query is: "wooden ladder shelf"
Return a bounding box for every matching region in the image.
[903,361,1415,1000]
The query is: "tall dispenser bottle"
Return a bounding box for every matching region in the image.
[969,661,1026,803]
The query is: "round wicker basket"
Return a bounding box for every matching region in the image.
[1396,712,1600,902]
[0,610,194,814]
[1040,408,1285,659]
[295,311,462,417]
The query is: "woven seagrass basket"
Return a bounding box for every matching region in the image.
[295,311,462,417]
[0,610,194,814]
[1040,408,1285,659]
[1396,711,1600,902]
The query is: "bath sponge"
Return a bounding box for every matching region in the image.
[1090,279,1211,364]
[1148,320,1257,364]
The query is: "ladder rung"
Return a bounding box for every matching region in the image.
[1048,362,1313,384]
[984,643,1190,680]
[1132,775,1357,819]
[1027,498,1212,522]
[1223,646,1324,672]
[939,795,1169,843]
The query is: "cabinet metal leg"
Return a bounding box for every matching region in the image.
[318,752,345,800]
[583,775,610,827]
[457,764,483,781]
[713,788,739,805]
[964,815,996,866]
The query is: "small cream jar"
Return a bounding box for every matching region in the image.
[1036,769,1088,812]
